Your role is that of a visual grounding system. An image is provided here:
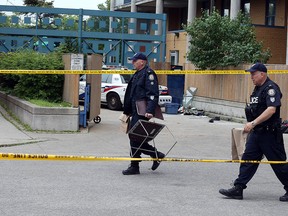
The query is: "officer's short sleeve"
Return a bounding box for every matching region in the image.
[266,85,281,107]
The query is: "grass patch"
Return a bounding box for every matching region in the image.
[28,99,72,107]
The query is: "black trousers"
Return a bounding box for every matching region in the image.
[234,129,288,191]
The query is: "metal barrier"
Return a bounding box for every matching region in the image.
[0,5,166,69]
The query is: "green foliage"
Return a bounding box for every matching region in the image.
[29,99,71,107]
[184,10,271,70]
[55,38,79,54]
[0,50,64,102]
[86,2,110,33]
[98,0,110,10]
[23,0,60,28]
[84,0,127,58]
[24,0,54,8]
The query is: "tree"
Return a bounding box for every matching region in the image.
[23,0,54,8]
[85,0,111,33]
[98,0,110,10]
[184,10,271,70]
[23,0,57,28]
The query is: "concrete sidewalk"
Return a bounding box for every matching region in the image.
[0,106,36,146]
[0,107,288,216]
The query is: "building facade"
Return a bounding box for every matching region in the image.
[112,0,288,120]
[113,0,288,66]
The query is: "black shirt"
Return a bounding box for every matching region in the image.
[250,77,282,127]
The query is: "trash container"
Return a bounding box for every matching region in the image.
[165,103,179,114]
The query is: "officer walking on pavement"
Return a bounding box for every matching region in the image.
[122,53,165,175]
[219,63,288,201]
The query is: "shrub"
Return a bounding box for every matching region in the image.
[0,49,64,102]
[184,10,271,70]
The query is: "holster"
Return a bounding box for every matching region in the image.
[245,105,254,122]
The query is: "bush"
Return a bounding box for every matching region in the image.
[184,10,271,70]
[0,49,64,102]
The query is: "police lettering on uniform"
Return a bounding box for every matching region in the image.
[219,63,288,202]
[122,53,165,175]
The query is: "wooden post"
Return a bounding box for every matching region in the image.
[86,54,102,121]
[62,54,80,107]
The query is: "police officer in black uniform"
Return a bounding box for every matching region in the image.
[122,53,165,175]
[219,63,288,201]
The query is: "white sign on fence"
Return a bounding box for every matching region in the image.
[71,54,84,70]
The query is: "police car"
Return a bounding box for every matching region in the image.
[79,74,172,110]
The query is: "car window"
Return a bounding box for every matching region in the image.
[101,74,112,83]
[106,74,112,83]
[121,74,131,83]
[120,75,126,84]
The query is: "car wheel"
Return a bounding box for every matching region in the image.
[107,93,122,110]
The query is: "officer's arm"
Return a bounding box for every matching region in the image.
[244,106,276,132]
[252,106,276,126]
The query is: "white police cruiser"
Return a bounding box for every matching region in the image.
[79,74,172,110]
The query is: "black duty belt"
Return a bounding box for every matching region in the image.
[253,125,277,133]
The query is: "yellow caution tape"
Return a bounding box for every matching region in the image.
[1,152,288,164]
[0,70,288,75]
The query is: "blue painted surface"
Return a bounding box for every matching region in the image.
[0,5,166,69]
[167,75,185,105]
[79,84,90,128]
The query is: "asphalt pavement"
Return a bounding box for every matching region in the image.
[1,106,288,216]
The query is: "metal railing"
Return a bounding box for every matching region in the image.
[0,5,166,69]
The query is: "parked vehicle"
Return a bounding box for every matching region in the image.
[79,74,172,110]
[100,74,127,110]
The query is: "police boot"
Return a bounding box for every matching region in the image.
[122,163,140,175]
[279,191,288,202]
[219,185,244,200]
[151,152,165,171]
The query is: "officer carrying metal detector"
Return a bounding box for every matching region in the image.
[219,63,288,201]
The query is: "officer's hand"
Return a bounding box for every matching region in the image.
[145,113,154,119]
[244,122,254,133]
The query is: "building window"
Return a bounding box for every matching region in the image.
[241,0,250,16]
[170,50,179,65]
[221,0,230,16]
[266,0,276,26]
[201,0,210,14]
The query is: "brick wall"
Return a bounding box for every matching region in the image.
[256,26,287,64]
[166,31,187,65]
